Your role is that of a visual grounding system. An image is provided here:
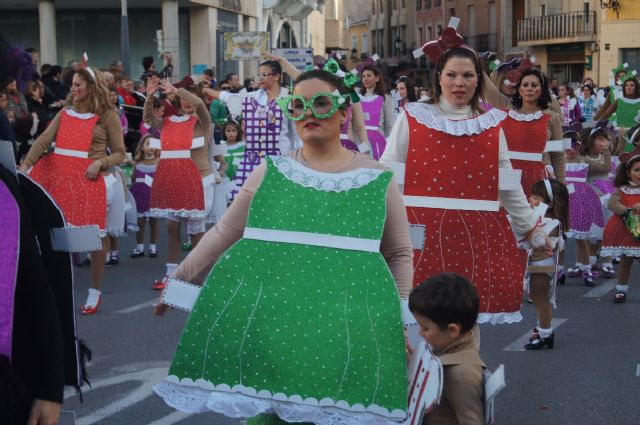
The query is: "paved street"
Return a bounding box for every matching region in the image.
[62,227,640,425]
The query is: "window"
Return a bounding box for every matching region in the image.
[416,0,422,10]
[418,27,423,44]
[541,4,546,16]
[449,8,456,18]
[401,0,406,8]
[434,0,441,7]
[373,0,376,14]
[437,24,443,36]
[379,0,384,13]
[427,26,433,40]
[352,35,358,49]
[362,33,368,53]
[426,0,432,8]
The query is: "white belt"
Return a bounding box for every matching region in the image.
[54,147,89,159]
[340,133,350,140]
[161,150,191,159]
[403,196,499,211]
[243,227,381,252]
[365,125,383,133]
[507,151,543,162]
[565,176,587,183]
[135,178,146,183]
[545,140,565,152]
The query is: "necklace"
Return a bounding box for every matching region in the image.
[586,153,602,161]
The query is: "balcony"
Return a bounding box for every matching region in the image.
[517,11,596,46]
[464,33,497,52]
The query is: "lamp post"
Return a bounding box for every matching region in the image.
[394,36,402,57]
[121,0,131,76]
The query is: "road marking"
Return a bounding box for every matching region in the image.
[636,364,640,377]
[582,280,616,298]
[502,318,568,352]
[116,298,158,313]
[147,411,191,425]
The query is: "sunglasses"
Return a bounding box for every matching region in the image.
[277,91,347,121]
[220,86,232,91]
[256,72,276,80]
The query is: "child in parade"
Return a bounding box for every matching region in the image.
[219,119,244,204]
[130,134,160,258]
[154,69,414,425]
[139,96,163,139]
[409,273,485,424]
[578,85,601,125]
[557,83,583,132]
[525,179,569,350]
[143,76,214,291]
[205,133,228,224]
[20,65,126,314]
[601,154,640,303]
[359,64,396,160]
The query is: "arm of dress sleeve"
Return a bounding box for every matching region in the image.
[22,111,61,168]
[172,163,267,284]
[280,58,302,80]
[498,128,535,238]
[574,100,583,122]
[548,112,566,182]
[594,95,612,121]
[608,188,628,215]
[383,95,397,137]
[177,88,211,133]
[482,72,510,110]
[549,96,562,116]
[445,365,485,425]
[597,99,618,122]
[143,94,163,130]
[351,102,371,147]
[100,111,126,168]
[380,177,413,298]
[380,110,409,163]
[278,116,295,155]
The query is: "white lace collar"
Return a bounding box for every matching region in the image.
[168,115,192,123]
[621,185,640,195]
[65,108,96,120]
[405,102,506,136]
[508,109,544,121]
[272,156,385,192]
[619,97,640,105]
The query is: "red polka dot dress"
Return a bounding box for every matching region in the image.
[149,115,206,218]
[401,104,527,322]
[601,186,640,257]
[29,109,107,231]
[501,110,553,197]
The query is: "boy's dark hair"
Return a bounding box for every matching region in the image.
[409,273,479,333]
[142,56,154,71]
[203,69,215,78]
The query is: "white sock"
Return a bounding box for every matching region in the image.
[111,250,119,256]
[165,263,178,277]
[136,244,144,251]
[149,244,157,251]
[603,262,613,269]
[616,284,629,293]
[557,265,564,273]
[579,264,591,273]
[589,256,597,267]
[537,327,553,338]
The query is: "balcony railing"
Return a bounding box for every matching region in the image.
[517,11,596,45]
[464,33,497,52]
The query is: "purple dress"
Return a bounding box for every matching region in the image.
[339,105,359,152]
[231,96,283,200]
[0,179,20,361]
[130,163,157,217]
[567,163,605,240]
[360,94,386,160]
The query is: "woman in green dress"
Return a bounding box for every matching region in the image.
[155,70,414,425]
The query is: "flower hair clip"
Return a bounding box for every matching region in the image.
[504,55,537,87]
[413,17,465,63]
[322,58,361,103]
[617,69,638,86]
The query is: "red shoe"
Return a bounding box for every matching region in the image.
[81,289,101,315]
[153,278,167,290]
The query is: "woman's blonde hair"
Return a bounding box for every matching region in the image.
[66,67,114,117]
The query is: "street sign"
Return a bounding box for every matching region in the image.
[275,48,314,73]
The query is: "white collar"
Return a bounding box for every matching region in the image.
[168,115,191,123]
[65,108,96,120]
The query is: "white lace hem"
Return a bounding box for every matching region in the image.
[507,109,544,121]
[65,109,96,120]
[621,186,640,195]
[619,97,640,105]
[154,381,406,425]
[272,156,385,192]
[404,103,506,135]
[600,247,640,257]
[567,228,603,241]
[477,310,522,325]
[168,115,192,122]
[149,208,206,219]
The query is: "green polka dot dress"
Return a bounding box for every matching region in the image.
[615,97,640,129]
[155,156,408,425]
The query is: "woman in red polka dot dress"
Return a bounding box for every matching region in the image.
[21,66,126,315]
[382,26,548,324]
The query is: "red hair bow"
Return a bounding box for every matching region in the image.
[505,57,535,86]
[421,27,465,63]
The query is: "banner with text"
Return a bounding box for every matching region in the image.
[275,48,314,73]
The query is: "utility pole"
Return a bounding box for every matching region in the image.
[121,0,131,77]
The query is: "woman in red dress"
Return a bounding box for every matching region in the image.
[382,26,549,324]
[21,66,126,314]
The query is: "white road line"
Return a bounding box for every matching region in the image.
[582,280,617,298]
[502,318,568,352]
[147,411,191,425]
[636,364,640,377]
[116,298,158,313]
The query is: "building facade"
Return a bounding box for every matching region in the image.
[599,0,640,85]
[347,16,370,70]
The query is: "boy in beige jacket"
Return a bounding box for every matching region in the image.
[409,273,485,425]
